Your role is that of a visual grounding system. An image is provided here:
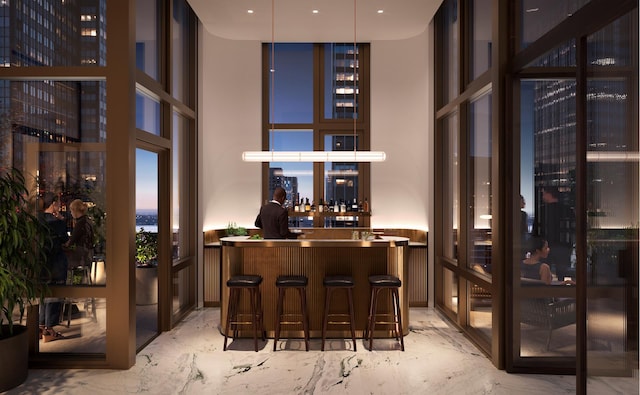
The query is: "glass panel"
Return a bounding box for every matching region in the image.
[440,0,458,103]
[37,297,106,354]
[135,148,158,348]
[136,0,159,80]
[172,111,190,259]
[172,0,191,103]
[271,44,313,124]
[136,89,161,135]
[443,268,458,314]
[517,78,577,359]
[525,39,576,68]
[470,0,492,80]
[323,134,362,228]
[324,43,360,120]
[468,281,492,342]
[172,265,192,315]
[586,12,638,391]
[268,130,313,227]
[0,1,107,67]
[443,113,459,262]
[520,0,591,49]
[468,93,492,274]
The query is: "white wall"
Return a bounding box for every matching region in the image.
[200,29,433,233]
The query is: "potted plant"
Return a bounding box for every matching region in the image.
[135,227,158,305]
[0,168,51,391]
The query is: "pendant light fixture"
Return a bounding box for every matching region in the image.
[242,0,386,162]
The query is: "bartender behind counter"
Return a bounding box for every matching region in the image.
[255,186,298,239]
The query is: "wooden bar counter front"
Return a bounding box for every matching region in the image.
[220,235,409,340]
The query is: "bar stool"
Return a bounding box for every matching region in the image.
[365,274,404,351]
[321,275,357,351]
[273,275,310,351]
[223,275,264,352]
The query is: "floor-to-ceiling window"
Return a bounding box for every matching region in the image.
[261,43,371,228]
[434,1,638,390]
[0,0,196,369]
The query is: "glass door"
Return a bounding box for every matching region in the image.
[135,148,159,349]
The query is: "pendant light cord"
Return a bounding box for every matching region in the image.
[270,0,275,154]
[353,0,357,154]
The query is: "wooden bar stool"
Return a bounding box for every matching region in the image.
[273,275,310,351]
[365,274,404,351]
[321,275,357,351]
[223,275,264,352]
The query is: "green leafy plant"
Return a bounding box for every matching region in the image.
[135,227,158,267]
[0,168,51,338]
[226,222,247,236]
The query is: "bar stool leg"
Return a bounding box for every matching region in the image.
[368,287,381,351]
[273,287,285,351]
[321,287,333,351]
[249,287,259,352]
[347,287,357,351]
[298,287,310,351]
[223,288,236,351]
[393,288,405,351]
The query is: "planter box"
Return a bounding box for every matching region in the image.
[136,266,158,305]
[0,325,28,392]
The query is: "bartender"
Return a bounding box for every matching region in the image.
[254,186,298,239]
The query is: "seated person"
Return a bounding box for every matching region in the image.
[521,237,574,285]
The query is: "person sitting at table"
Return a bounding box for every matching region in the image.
[254,186,298,239]
[521,236,574,285]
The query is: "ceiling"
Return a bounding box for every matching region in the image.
[186,0,444,42]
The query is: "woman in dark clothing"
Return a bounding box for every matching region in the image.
[520,237,553,284]
[38,192,69,342]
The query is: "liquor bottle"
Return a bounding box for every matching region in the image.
[358,200,363,212]
[333,200,338,212]
[351,198,358,212]
[294,199,299,212]
[305,197,311,212]
[311,200,316,212]
[318,198,324,213]
[339,200,346,213]
[324,200,329,213]
[363,198,369,212]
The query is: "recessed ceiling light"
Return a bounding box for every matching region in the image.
[312,9,319,14]
[247,9,254,14]
[377,9,384,14]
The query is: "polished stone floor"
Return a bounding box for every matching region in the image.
[5,308,634,394]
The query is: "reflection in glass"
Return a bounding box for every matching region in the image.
[470,0,492,80]
[172,111,190,259]
[136,0,159,80]
[0,1,107,67]
[468,282,492,343]
[468,93,492,273]
[586,12,638,385]
[172,0,192,103]
[37,298,106,354]
[441,0,458,103]
[136,90,161,135]
[172,265,192,315]
[443,268,458,314]
[525,39,576,68]
[443,113,459,261]
[520,0,591,49]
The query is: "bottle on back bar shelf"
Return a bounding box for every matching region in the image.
[324,200,329,213]
[305,198,311,212]
[318,198,324,213]
[333,200,339,212]
[339,200,346,213]
[351,198,358,212]
[311,200,316,212]
[363,198,369,213]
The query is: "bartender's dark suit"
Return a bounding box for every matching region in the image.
[255,200,298,239]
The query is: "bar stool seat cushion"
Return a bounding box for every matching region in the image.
[323,275,354,287]
[276,275,308,287]
[368,275,401,287]
[227,275,263,287]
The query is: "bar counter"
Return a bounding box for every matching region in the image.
[220,235,410,339]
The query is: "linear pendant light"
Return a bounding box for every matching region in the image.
[242,0,386,163]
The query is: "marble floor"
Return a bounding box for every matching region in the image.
[5,308,634,394]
